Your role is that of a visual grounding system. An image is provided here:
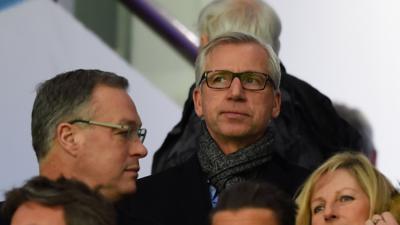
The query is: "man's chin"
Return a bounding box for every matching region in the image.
[219,127,253,138]
[98,182,136,201]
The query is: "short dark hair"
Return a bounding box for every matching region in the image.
[211,181,296,225]
[31,69,129,161]
[2,176,116,225]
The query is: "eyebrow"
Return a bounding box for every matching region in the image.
[119,119,142,128]
[311,187,359,203]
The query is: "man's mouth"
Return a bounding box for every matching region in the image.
[221,111,250,119]
[124,166,140,178]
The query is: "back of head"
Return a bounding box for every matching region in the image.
[2,176,116,225]
[296,152,397,225]
[211,181,296,225]
[198,0,281,53]
[31,69,128,162]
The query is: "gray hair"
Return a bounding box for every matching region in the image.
[195,32,281,89]
[2,176,116,225]
[31,69,129,161]
[197,0,282,54]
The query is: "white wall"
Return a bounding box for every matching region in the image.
[0,0,181,200]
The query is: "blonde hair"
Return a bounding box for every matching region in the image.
[295,152,397,225]
[391,193,400,223]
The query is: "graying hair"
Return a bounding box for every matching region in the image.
[197,0,281,54]
[31,69,129,161]
[195,32,281,89]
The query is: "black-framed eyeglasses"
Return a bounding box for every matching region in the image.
[69,119,147,143]
[199,70,276,91]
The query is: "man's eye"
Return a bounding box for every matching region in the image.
[242,76,257,84]
[242,74,264,85]
[116,130,130,139]
[339,195,354,202]
[211,74,227,83]
[312,205,324,214]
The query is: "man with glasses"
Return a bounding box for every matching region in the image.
[117,32,309,225]
[30,69,148,201]
[153,0,365,175]
[0,69,147,224]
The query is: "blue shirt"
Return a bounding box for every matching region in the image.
[209,183,219,208]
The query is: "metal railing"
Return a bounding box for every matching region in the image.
[120,0,198,65]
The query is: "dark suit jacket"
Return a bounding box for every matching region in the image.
[117,153,309,225]
[0,201,9,225]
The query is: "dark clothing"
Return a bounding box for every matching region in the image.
[152,65,363,173]
[117,153,309,225]
[0,201,8,225]
[196,122,275,192]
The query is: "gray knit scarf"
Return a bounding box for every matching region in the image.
[197,123,274,193]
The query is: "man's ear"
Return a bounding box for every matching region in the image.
[56,122,80,157]
[272,91,281,118]
[193,87,204,118]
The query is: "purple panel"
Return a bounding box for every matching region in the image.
[121,0,198,65]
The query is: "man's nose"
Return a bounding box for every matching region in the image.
[227,77,245,99]
[129,140,148,158]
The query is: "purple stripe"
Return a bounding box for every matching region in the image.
[121,0,198,65]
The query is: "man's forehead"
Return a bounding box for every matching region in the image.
[206,41,264,54]
[120,118,142,128]
[12,201,66,225]
[88,85,140,124]
[212,208,278,225]
[205,42,267,61]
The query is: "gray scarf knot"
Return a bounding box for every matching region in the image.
[197,123,274,193]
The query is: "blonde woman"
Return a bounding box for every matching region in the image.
[296,152,399,225]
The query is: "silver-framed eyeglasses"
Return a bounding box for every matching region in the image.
[69,119,147,143]
[199,70,276,90]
